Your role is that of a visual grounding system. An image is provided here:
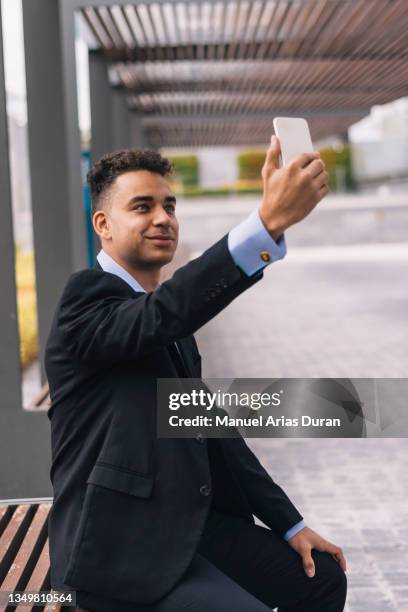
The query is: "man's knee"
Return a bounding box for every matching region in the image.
[313,550,347,601]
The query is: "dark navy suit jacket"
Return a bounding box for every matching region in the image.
[44,234,303,606]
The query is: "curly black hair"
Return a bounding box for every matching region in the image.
[87,149,174,215]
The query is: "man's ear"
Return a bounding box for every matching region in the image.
[93,210,112,241]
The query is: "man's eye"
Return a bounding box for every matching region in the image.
[135,204,149,211]
[165,205,176,214]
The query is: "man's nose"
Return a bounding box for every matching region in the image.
[152,210,171,225]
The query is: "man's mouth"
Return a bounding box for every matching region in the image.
[145,235,175,245]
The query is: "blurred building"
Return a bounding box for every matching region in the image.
[349,97,408,193]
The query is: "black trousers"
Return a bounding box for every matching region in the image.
[75,509,347,612]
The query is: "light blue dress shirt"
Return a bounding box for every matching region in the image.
[96,209,305,542]
[228,208,287,275]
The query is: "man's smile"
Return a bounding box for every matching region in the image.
[144,234,175,246]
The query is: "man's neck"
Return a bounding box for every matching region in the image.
[102,248,161,292]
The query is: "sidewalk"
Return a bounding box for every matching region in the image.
[247,437,408,612]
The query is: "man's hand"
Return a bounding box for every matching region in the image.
[287,526,347,578]
[259,135,330,241]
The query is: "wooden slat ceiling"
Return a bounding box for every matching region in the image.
[79,0,408,147]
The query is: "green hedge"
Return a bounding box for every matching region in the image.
[173,186,263,197]
[319,144,356,192]
[238,151,265,180]
[168,154,199,187]
[238,145,356,192]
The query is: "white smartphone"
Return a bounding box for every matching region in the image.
[272,117,314,167]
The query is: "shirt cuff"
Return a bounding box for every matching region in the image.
[283,519,306,541]
[227,209,287,277]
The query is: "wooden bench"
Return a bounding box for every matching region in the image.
[0,501,78,611]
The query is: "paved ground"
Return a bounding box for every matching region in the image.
[179,194,408,379]
[246,437,408,612]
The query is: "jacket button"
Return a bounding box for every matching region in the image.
[196,433,205,443]
[200,484,211,497]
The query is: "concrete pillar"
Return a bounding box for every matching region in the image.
[111,86,133,151]
[89,50,114,162]
[0,1,22,415]
[0,3,53,500]
[89,50,137,160]
[23,0,88,383]
[131,112,148,149]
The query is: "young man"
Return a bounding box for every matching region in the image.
[45,137,347,612]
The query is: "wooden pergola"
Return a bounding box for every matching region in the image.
[79,0,408,147]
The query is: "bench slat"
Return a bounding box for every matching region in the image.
[23,537,50,597]
[2,505,50,592]
[0,506,13,539]
[0,505,36,587]
[0,504,78,612]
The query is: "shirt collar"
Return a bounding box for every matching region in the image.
[96,249,147,294]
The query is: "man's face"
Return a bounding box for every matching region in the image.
[94,170,179,269]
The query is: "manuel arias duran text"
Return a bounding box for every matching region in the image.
[167,388,340,429]
[156,379,361,439]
